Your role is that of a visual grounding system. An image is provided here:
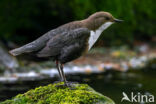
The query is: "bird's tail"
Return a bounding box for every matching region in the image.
[9,41,37,56]
[9,39,45,56]
[9,47,25,56]
[9,30,53,56]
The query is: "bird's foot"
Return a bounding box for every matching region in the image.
[64,81,79,90]
[65,81,78,87]
[66,81,79,85]
[55,81,79,89]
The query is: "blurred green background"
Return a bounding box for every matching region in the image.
[0,0,155,46]
[0,0,156,103]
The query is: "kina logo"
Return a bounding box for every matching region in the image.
[121,92,154,103]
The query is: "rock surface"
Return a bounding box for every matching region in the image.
[0,42,19,70]
[0,82,115,104]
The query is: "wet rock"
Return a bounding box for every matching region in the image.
[0,42,19,72]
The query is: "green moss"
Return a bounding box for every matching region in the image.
[0,82,115,104]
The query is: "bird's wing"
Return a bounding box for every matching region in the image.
[37,28,90,57]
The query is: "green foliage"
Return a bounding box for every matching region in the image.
[0,82,115,104]
[0,0,155,45]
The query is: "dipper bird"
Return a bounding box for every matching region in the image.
[10,11,123,86]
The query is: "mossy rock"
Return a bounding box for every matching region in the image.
[1,82,115,104]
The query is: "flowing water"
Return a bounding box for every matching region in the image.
[0,69,155,104]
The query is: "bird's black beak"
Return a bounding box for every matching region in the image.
[114,19,123,23]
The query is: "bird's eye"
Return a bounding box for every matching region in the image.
[105,17,110,20]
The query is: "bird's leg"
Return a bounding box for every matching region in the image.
[56,61,63,82]
[60,63,68,86]
[56,62,77,88]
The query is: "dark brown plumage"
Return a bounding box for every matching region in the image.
[9,11,123,86]
[37,28,90,64]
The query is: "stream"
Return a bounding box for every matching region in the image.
[0,69,155,104]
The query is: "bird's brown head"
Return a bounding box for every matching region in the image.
[84,11,123,30]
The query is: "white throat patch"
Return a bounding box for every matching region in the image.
[88,22,113,50]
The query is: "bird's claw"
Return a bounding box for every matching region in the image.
[54,81,79,89]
